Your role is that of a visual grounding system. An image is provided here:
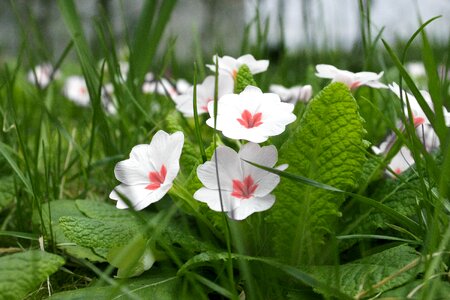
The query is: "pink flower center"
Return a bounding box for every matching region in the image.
[394,168,402,175]
[145,165,167,190]
[237,110,263,128]
[200,98,213,112]
[231,176,258,199]
[350,81,361,90]
[413,116,426,127]
[80,86,87,95]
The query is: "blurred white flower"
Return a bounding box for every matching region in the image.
[194,143,286,220]
[27,63,60,88]
[405,62,426,78]
[63,76,90,107]
[101,83,117,115]
[269,84,312,104]
[110,130,184,210]
[389,82,450,127]
[142,78,175,97]
[315,64,387,89]
[206,86,296,143]
[206,54,269,79]
[173,75,233,117]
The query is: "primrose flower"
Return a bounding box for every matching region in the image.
[269,84,313,104]
[206,86,296,143]
[110,130,184,210]
[63,76,90,107]
[173,75,234,117]
[315,64,387,89]
[389,82,450,127]
[142,73,184,99]
[373,138,415,177]
[27,63,60,88]
[194,143,287,220]
[206,54,269,79]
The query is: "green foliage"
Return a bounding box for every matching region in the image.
[304,244,420,298]
[34,199,106,262]
[0,176,14,211]
[234,64,257,93]
[0,250,65,300]
[267,82,367,265]
[50,269,194,300]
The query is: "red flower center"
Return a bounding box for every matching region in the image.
[413,116,426,127]
[350,81,361,90]
[237,110,263,128]
[145,165,167,190]
[231,176,258,199]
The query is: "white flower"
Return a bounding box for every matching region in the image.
[372,134,415,177]
[269,84,312,104]
[405,62,426,78]
[173,75,234,117]
[389,82,450,127]
[315,64,387,89]
[142,76,178,98]
[27,63,60,88]
[176,79,191,94]
[110,130,184,210]
[63,76,90,106]
[206,54,269,79]
[194,143,286,220]
[206,86,296,143]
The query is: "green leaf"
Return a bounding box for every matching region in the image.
[59,216,140,249]
[267,82,367,265]
[108,235,155,278]
[75,199,142,223]
[49,270,192,300]
[234,64,257,93]
[381,278,450,299]
[34,200,105,262]
[304,245,420,298]
[178,251,353,300]
[0,250,65,300]
[0,176,14,211]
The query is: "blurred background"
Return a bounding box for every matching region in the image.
[1,0,449,61]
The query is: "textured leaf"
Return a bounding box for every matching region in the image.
[0,250,65,300]
[235,64,257,93]
[267,82,367,265]
[49,270,194,300]
[75,199,142,224]
[59,216,140,249]
[359,175,421,233]
[305,245,420,298]
[0,176,14,211]
[33,200,105,262]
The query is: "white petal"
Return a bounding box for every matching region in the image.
[237,54,269,74]
[193,187,234,212]
[229,194,275,220]
[114,158,149,185]
[197,146,242,190]
[110,183,171,210]
[315,64,340,79]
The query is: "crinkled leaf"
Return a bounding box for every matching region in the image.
[49,270,193,300]
[59,216,140,249]
[267,82,367,265]
[235,64,257,93]
[33,200,105,262]
[75,199,142,224]
[360,176,421,233]
[0,176,14,211]
[0,250,65,300]
[304,244,420,298]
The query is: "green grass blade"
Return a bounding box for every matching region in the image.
[192,63,207,162]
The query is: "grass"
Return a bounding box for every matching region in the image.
[1,0,450,299]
